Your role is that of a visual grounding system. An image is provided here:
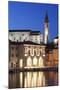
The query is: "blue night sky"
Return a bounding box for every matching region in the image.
[8,1,58,41]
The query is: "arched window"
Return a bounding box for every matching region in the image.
[11,62,13,68]
[33,56,37,66]
[19,59,23,68]
[14,64,16,68]
[39,57,44,67]
[27,56,32,67]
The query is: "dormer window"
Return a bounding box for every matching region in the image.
[14,37,15,40]
[22,34,24,36]
[11,34,13,36]
[25,37,27,40]
[20,37,21,40]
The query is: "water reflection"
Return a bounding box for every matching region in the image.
[9,71,58,88]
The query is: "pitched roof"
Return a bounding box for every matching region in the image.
[9,30,41,35]
[9,40,45,46]
[9,29,31,32]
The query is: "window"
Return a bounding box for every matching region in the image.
[25,37,27,41]
[16,63,18,67]
[14,64,16,67]
[14,37,15,40]
[12,54,14,57]
[31,39,33,41]
[39,57,44,67]
[22,34,24,36]
[35,38,37,40]
[17,40,18,42]
[19,59,23,68]
[16,54,18,57]
[20,37,21,40]
[34,46,36,48]
[11,46,14,50]
[27,56,32,67]
[16,47,18,50]
[33,56,37,66]
[49,50,53,54]
[11,34,13,36]
[11,63,13,67]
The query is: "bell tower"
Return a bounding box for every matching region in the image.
[44,13,49,44]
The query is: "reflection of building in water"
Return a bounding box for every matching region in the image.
[24,72,45,87]
[9,71,58,88]
[9,41,45,68]
[9,72,46,88]
[45,71,58,86]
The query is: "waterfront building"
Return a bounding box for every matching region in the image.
[45,36,58,67]
[9,40,45,69]
[9,13,58,69]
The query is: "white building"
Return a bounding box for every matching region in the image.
[9,30,43,44]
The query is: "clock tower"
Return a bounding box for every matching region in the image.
[44,13,49,44]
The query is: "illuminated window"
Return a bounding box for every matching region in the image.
[19,59,23,68]
[24,53,28,57]
[45,29,48,36]
[27,56,32,67]
[33,56,37,66]
[39,57,44,67]
[54,39,58,44]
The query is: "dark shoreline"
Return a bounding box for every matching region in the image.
[9,66,58,73]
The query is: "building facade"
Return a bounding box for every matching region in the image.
[9,13,58,69]
[9,41,46,69]
[9,30,43,44]
[45,37,58,67]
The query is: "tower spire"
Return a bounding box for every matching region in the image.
[44,12,49,44]
[44,13,49,23]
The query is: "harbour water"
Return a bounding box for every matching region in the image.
[9,71,58,88]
